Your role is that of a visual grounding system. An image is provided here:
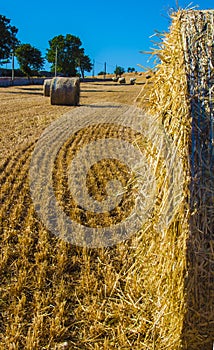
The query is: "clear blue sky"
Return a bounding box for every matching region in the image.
[1,0,213,74]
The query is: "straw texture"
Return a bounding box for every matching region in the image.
[137,9,214,349]
[43,78,52,97]
[50,77,80,105]
[181,10,214,350]
[0,9,212,350]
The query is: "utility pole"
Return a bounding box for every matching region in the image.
[55,46,58,77]
[104,62,106,80]
[78,58,81,78]
[11,51,14,85]
[92,59,95,78]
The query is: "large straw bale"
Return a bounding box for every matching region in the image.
[137,9,214,350]
[50,77,80,105]
[43,78,52,97]
[180,10,214,350]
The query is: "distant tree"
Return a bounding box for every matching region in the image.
[0,15,19,62]
[77,49,92,79]
[114,66,125,77]
[15,44,44,77]
[46,34,91,77]
[98,71,106,76]
[127,67,135,73]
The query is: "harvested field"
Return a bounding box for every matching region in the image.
[0,81,150,349]
[1,8,213,348]
[0,81,142,164]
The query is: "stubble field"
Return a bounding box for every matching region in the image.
[0,79,152,349]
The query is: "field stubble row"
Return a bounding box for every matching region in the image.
[0,82,153,349]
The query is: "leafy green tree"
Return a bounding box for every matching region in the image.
[0,15,19,61]
[77,49,92,79]
[15,44,44,77]
[127,67,135,73]
[114,66,125,77]
[46,34,90,77]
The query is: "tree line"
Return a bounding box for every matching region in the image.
[0,15,137,78]
[0,15,92,78]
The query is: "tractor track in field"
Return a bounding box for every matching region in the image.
[0,83,143,235]
[0,144,36,240]
[0,81,154,349]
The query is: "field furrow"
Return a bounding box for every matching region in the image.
[0,80,150,349]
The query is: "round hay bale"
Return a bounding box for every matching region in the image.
[43,79,52,97]
[130,77,136,85]
[50,77,80,106]
[118,77,126,84]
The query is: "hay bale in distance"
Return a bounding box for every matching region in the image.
[43,79,52,97]
[118,77,126,84]
[50,77,80,106]
[130,77,136,85]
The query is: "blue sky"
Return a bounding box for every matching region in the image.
[1,0,213,74]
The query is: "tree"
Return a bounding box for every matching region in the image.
[127,67,135,73]
[46,34,91,77]
[77,49,92,79]
[114,66,125,77]
[15,44,44,77]
[0,15,19,61]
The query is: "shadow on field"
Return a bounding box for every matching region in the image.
[91,83,124,86]
[2,90,43,96]
[81,89,125,93]
[18,87,42,91]
[80,104,122,108]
